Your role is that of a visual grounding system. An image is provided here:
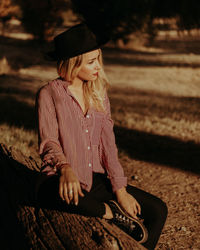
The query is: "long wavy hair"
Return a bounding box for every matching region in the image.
[57,49,109,113]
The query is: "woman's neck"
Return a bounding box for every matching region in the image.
[70,77,83,91]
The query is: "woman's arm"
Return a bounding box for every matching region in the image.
[36,86,68,171]
[101,92,141,218]
[36,86,84,204]
[100,92,127,192]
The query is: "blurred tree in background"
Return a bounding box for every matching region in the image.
[1,0,200,42]
[178,0,200,30]
[0,0,20,34]
[14,0,71,41]
[71,0,200,43]
[72,0,150,44]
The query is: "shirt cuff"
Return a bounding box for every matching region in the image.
[108,176,127,193]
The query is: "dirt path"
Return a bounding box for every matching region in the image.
[0,33,200,249]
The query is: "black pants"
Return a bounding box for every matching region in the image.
[37,173,168,250]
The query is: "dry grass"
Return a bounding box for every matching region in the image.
[0,123,38,157]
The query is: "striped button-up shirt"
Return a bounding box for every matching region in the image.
[36,78,127,192]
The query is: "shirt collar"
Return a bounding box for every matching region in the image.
[58,78,73,97]
[58,77,94,116]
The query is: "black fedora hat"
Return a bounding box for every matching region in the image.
[47,23,109,61]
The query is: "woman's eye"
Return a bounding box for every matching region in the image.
[88,61,94,64]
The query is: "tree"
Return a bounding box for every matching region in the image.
[72,0,200,43]
[72,0,150,44]
[15,0,72,41]
[0,0,20,35]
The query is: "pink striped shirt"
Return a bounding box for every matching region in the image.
[36,78,127,192]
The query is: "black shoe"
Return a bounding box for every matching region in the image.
[107,200,148,243]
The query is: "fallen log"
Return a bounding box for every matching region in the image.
[0,143,146,250]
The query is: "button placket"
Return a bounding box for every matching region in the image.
[84,113,92,169]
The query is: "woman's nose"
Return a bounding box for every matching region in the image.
[95,61,101,70]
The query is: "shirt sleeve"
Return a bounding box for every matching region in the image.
[35,86,68,174]
[100,92,127,192]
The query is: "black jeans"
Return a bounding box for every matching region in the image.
[37,173,168,250]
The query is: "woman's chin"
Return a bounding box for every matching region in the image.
[92,75,98,80]
[83,75,98,82]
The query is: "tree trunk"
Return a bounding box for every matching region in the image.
[0,143,146,250]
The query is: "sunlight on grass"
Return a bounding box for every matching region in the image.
[0,123,40,163]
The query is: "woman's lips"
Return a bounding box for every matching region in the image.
[93,72,98,76]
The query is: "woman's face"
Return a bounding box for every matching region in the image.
[77,49,101,81]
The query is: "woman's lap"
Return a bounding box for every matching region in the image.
[37,173,113,217]
[37,173,167,249]
[37,173,167,219]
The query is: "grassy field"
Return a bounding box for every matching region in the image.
[0,31,200,249]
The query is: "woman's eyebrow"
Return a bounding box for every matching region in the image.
[88,53,100,61]
[88,57,97,61]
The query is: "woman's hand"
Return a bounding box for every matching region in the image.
[59,164,84,205]
[115,187,141,219]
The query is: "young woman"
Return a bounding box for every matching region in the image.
[36,23,167,249]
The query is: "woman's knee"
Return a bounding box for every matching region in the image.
[151,196,168,220]
[126,185,168,220]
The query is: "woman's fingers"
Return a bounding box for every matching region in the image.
[73,182,85,205]
[63,183,70,204]
[73,183,79,205]
[132,201,141,217]
[126,199,140,218]
[67,183,73,201]
[125,204,137,218]
[131,206,138,218]
[136,201,141,215]
[59,174,84,206]
[77,182,84,197]
[59,180,65,201]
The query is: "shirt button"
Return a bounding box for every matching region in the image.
[87,146,90,150]
[88,163,92,167]
[86,129,88,133]
[86,115,90,118]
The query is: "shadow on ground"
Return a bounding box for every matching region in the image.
[0,95,36,129]
[115,126,200,175]
[146,37,200,55]
[109,87,200,123]
[0,75,36,98]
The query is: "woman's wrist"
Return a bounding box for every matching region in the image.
[115,186,127,199]
[59,163,71,174]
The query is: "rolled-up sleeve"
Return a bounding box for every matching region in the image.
[36,86,68,173]
[100,92,127,192]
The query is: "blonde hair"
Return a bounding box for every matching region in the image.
[57,49,109,112]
